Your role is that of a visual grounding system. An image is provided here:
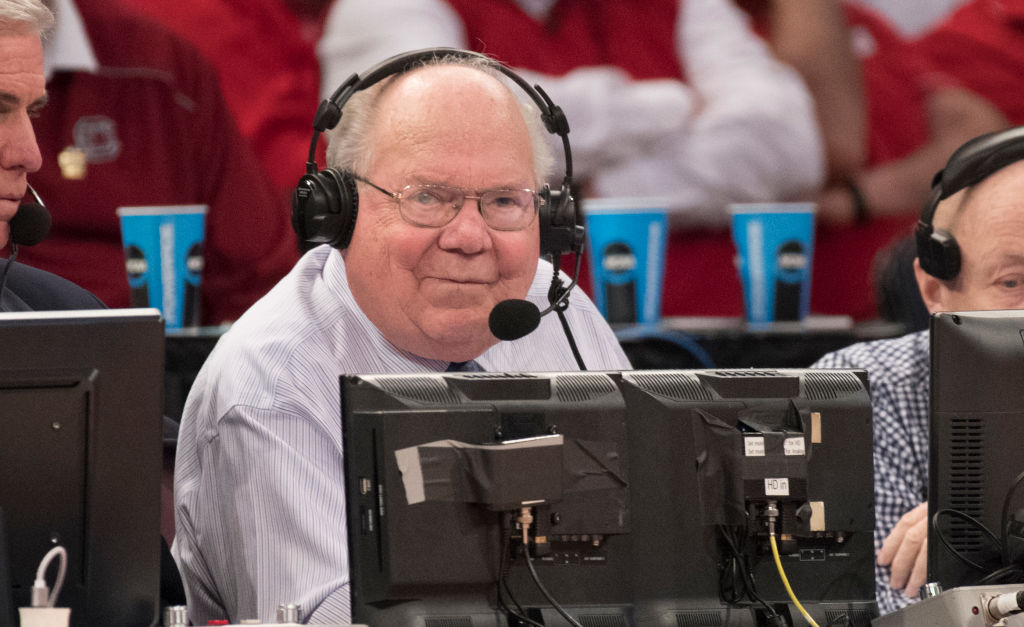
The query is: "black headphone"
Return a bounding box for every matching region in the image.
[292,48,583,260]
[916,126,1024,280]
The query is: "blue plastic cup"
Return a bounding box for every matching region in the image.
[729,203,816,326]
[583,198,669,325]
[116,205,207,328]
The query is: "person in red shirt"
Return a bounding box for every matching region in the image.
[914,0,1024,127]
[21,0,299,324]
[113,0,328,199]
[742,0,1007,319]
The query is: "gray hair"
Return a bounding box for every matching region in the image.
[325,53,557,187]
[0,0,55,37]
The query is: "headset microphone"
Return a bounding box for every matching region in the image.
[10,184,51,247]
[488,247,587,369]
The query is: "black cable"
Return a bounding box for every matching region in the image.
[1000,470,1024,566]
[826,613,854,627]
[931,508,1002,573]
[523,543,583,627]
[979,563,1024,586]
[716,525,778,618]
[547,252,586,371]
[497,514,543,627]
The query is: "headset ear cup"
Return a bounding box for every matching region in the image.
[322,168,359,248]
[916,224,961,281]
[291,168,359,249]
[538,184,583,259]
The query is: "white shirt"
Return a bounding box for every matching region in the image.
[172,246,631,624]
[44,0,100,79]
[317,0,825,228]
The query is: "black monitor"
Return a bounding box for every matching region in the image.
[342,368,876,626]
[928,310,1024,590]
[0,309,164,627]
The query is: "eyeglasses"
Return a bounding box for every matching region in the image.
[353,174,542,231]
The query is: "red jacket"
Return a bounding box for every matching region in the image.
[22,1,299,323]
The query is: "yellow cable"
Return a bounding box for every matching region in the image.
[769,533,819,627]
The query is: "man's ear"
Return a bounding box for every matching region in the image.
[914,257,947,314]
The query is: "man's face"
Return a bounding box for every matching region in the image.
[342,66,541,362]
[924,160,1024,312]
[0,29,46,249]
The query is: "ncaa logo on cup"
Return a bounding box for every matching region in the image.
[601,242,637,274]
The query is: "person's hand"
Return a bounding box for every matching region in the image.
[877,502,929,598]
[815,184,857,226]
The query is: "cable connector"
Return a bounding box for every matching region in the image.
[762,500,779,536]
[517,507,534,546]
[31,546,67,608]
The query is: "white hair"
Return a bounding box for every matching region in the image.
[0,0,54,37]
[325,53,557,187]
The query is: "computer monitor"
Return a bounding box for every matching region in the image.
[342,370,633,625]
[342,368,876,626]
[618,369,876,626]
[928,310,1024,590]
[0,309,164,627]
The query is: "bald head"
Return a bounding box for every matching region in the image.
[325,55,555,187]
[367,64,535,181]
[916,159,1024,313]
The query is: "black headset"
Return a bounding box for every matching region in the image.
[916,126,1024,280]
[292,47,583,260]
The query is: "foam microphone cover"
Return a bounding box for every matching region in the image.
[489,298,542,341]
[9,202,51,246]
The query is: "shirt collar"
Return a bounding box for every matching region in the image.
[43,0,99,80]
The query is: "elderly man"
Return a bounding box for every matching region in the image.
[172,53,631,624]
[0,0,101,311]
[812,126,1024,615]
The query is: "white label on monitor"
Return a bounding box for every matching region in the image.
[784,437,806,456]
[744,437,765,457]
[765,478,790,496]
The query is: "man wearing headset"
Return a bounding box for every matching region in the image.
[812,127,1024,615]
[172,52,631,625]
[0,0,102,312]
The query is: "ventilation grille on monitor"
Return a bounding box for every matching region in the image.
[376,376,460,405]
[628,371,713,401]
[824,607,874,627]
[672,609,726,626]
[554,373,619,403]
[424,617,474,627]
[948,416,985,552]
[803,370,865,400]
[578,614,629,627]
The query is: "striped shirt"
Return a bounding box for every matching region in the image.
[812,330,930,615]
[171,245,631,625]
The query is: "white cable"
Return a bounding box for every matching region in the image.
[31,546,67,608]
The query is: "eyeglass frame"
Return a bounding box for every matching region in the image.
[351,173,544,231]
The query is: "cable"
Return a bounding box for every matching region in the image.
[517,508,583,627]
[980,563,1024,586]
[523,547,583,627]
[497,513,543,627]
[769,534,818,627]
[614,326,716,369]
[931,508,1002,573]
[1000,470,1024,566]
[716,524,779,617]
[547,254,587,371]
[31,546,67,608]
